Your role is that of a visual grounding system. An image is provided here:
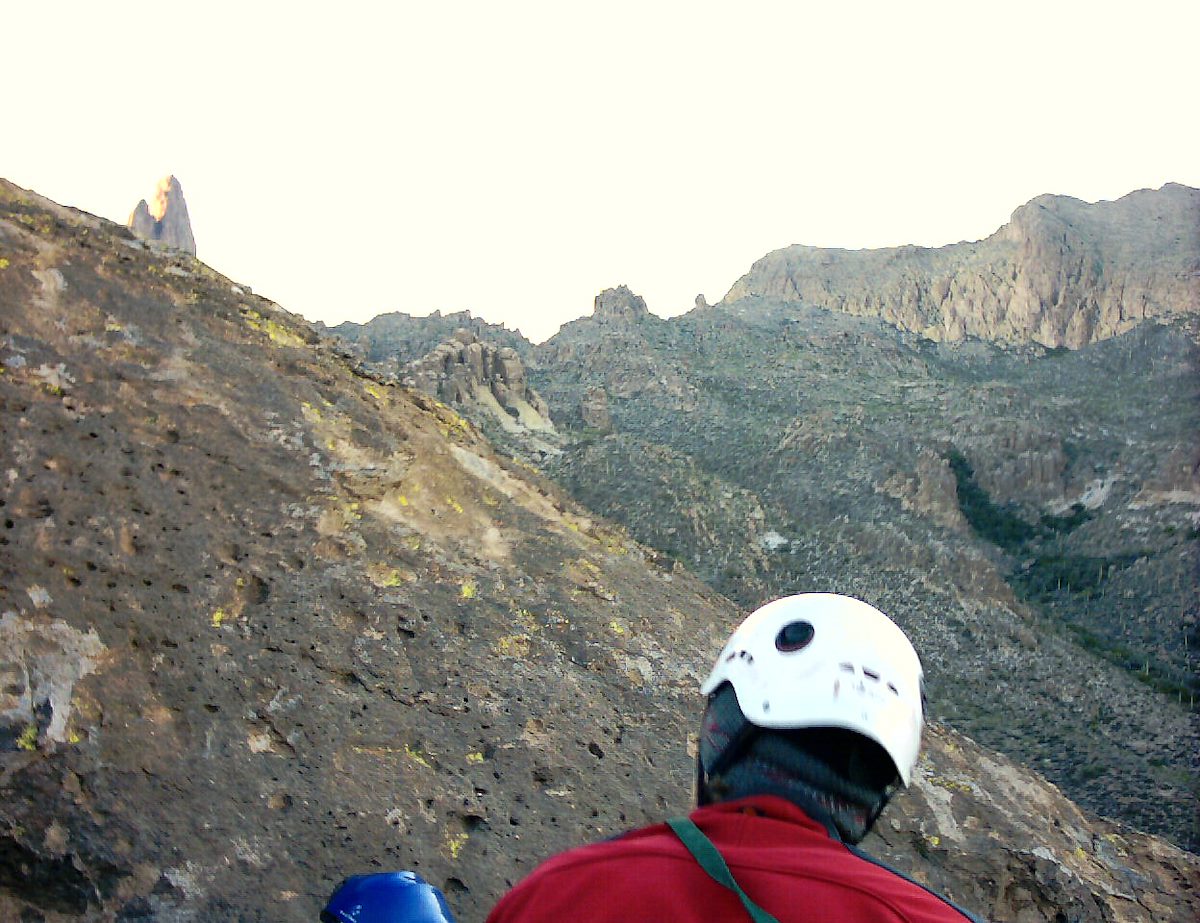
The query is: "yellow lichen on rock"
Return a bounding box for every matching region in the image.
[403,744,431,769]
[446,831,469,859]
[366,564,411,589]
[301,401,323,422]
[242,309,307,348]
[16,723,38,751]
[496,634,531,658]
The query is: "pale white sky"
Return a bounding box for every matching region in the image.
[7,1,1197,342]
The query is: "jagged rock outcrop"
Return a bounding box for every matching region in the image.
[593,284,649,324]
[326,310,531,371]
[405,329,554,434]
[126,175,197,254]
[542,287,698,412]
[722,183,1199,348]
[878,449,969,532]
[957,423,1070,505]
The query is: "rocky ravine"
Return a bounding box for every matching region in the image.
[1,180,1198,922]
[724,183,1199,348]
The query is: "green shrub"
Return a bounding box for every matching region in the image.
[947,450,1038,552]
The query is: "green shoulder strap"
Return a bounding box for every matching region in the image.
[666,817,781,923]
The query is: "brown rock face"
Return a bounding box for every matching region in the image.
[878,449,968,532]
[723,184,1200,348]
[126,175,197,254]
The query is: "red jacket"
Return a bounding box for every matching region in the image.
[487,796,982,923]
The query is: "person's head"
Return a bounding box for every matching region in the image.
[321,871,457,923]
[697,593,924,843]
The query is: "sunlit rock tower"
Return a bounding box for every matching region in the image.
[127,175,197,254]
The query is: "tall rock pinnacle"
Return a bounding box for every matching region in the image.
[127,175,197,254]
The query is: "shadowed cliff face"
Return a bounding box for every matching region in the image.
[1,179,1198,922]
[722,184,1199,348]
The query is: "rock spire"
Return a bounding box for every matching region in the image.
[127,175,197,254]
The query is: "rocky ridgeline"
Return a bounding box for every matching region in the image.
[404,328,555,437]
[541,286,698,412]
[325,310,532,372]
[127,175,197,255]
[723,183,1199,348]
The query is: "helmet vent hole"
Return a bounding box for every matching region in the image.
[887,682,899,695]
[839,662,855,673]
[775,620,815,652]
[863,668,880,681]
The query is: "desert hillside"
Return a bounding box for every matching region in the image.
[1,180,1198,921]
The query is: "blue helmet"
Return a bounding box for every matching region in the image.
[320,871,457,923]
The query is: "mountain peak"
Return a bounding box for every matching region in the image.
[593,285,649,323]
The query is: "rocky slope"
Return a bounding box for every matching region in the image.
[723,184,1199,348]
[336,266,1200,851]
[531,292,1200,850]
[126,175,196,255]
[3,181,1198,921]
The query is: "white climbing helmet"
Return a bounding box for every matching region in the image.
[701,594,925,785]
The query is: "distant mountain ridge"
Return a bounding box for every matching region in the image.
[723,183,1199,348]
[321,310,532,372]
